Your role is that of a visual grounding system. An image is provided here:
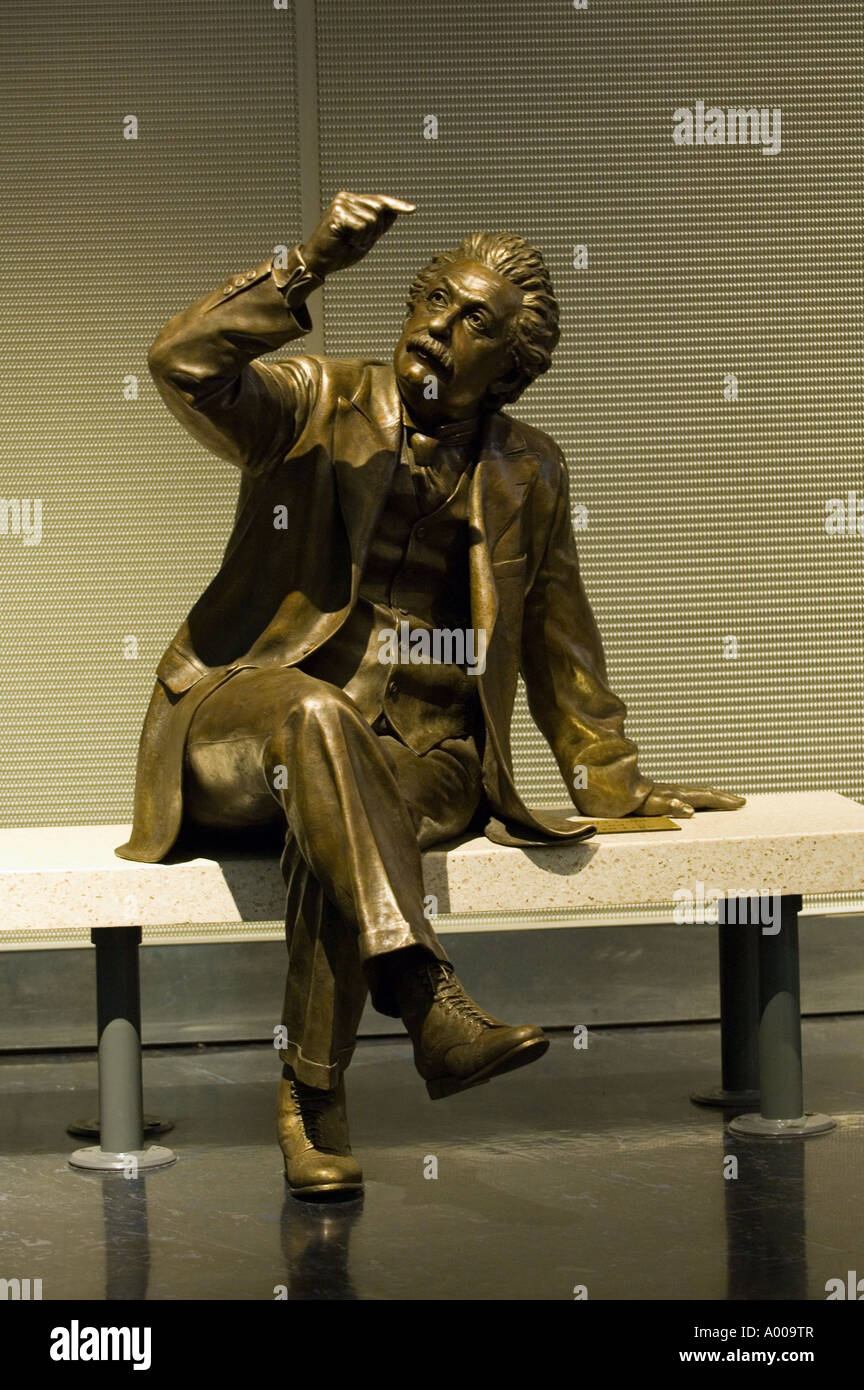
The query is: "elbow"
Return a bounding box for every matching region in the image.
[147,330,173,385]
[147,306,195,388]
[146,327,212,406]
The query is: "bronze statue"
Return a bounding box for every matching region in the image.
[116,192,743,1198]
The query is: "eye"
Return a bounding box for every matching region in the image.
[427,288,448,306]
[467,311,490,333]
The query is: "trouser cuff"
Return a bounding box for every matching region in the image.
[278,1040,355,1091]
[364,935,450,1017]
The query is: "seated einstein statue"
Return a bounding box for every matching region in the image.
[117,192,743,1199]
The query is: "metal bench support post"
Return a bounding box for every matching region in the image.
[692,903,761,1107]
[729,895,834,1138]
[69,926,176,1173]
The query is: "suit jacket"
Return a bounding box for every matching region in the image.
[115,249,653,862]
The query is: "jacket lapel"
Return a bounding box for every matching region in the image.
[468,413,538,816]
[331,366,401,592]
[469,412,537,642]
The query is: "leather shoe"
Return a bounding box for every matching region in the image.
[277,1070,363,1199]
[395,959,549,1099]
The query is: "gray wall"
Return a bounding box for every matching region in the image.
[0,0,303,826]
[1,0,863,825]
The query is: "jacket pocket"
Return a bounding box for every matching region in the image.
[491,553,527,578]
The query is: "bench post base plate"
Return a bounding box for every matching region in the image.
[67,1115,174,1139]
[690,1086,761,1109]
[68,1143,177,1172]
[727,1112,835,1139]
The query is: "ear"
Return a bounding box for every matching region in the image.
[486,356,523,408]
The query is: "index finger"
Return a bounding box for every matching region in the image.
[367,194,416,214]
[684,789,746,810]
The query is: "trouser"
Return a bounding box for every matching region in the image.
[181,667,484,1088]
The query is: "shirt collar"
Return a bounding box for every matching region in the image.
[400,403,481,450]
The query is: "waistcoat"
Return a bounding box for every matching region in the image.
[299,422,482,754]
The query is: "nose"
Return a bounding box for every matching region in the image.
[427,305,457,339]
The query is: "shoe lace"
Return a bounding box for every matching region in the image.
[293,1082,330,1148]
[433,966,498,1027]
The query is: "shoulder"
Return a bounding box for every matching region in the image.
[501,411,569,491]
[265,354,389,398]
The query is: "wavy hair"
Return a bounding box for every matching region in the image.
[406,231,560,407]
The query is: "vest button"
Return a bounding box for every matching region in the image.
[415,525,426,538]
[388,680,399,698]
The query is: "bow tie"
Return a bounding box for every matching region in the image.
[402,417,478,513]
[404,415,480,451]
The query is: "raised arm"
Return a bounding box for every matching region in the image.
[148,192,416,473]
[147,245,322,472]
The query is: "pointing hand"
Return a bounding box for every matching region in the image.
[299,191,416,279]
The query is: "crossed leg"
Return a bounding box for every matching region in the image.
[181,666,484,1087]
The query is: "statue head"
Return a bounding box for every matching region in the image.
[394,231,560,424]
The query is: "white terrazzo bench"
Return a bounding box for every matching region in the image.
[2,791,864,1171]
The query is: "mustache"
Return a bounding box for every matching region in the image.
[406,336,453,377]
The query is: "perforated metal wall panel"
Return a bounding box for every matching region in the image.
[2,0,862,831]
[0,0,302,824]
[317,0,864,808]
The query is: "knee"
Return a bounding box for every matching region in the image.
[293,682,357,728]
[270,681,358,762]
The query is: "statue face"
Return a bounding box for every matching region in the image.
[394,259,524,421]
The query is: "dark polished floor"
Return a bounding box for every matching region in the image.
[1,1018,862,1301]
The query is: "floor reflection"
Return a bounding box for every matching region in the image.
[723,1127,808,1300]
[102,1174,151,1301]
[278,1193,362,1300]
[0,1020,861,1300]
